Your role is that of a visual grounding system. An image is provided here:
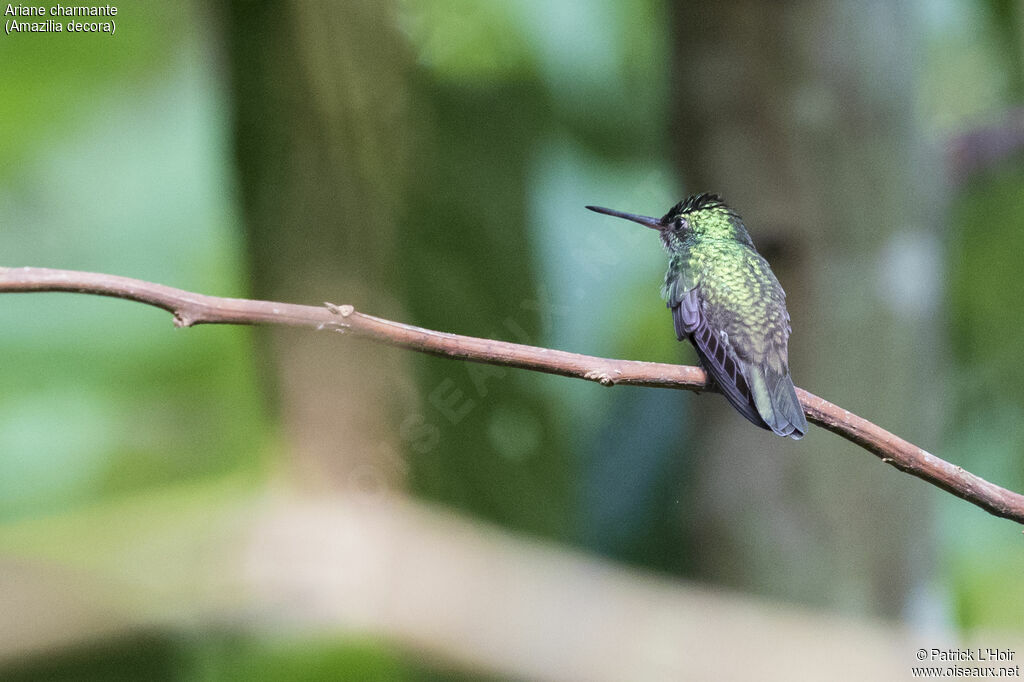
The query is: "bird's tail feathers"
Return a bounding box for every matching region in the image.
[749,368,808,440]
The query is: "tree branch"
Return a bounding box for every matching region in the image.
[2,265,1022,526]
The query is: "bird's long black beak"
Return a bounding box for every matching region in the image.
[585,205,663,230]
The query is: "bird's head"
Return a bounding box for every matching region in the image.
[586,193,754,252]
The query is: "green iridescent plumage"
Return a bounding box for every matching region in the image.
[587,194,807,439]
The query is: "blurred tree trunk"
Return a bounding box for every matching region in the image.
[222,0,415,493]
[668,1,944,617]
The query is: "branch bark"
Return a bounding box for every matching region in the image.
[2,265,1022,526]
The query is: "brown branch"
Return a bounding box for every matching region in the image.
[2,265,1022,526]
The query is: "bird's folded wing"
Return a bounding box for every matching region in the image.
[668,286,767,430]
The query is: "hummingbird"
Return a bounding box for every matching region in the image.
[586,194,807,439]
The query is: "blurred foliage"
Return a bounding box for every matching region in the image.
[398,77,577,536]
[3,633,428,682]
[2,0,1024,678]
[945,167,1024,630]
[979,0,1024,101]
[0,3,270,525]
[936,0,1024,633]
[398,1,535,82]
[949,169,1024,413]
[0,3,184,180]
[919,1,1021,133]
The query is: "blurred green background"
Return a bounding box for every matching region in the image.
[1,0,1023,679]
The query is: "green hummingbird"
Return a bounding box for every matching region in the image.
[587,194,807,439]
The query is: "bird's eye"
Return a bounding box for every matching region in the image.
[674,217,685,230]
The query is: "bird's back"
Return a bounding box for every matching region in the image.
[694,241,790,371]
